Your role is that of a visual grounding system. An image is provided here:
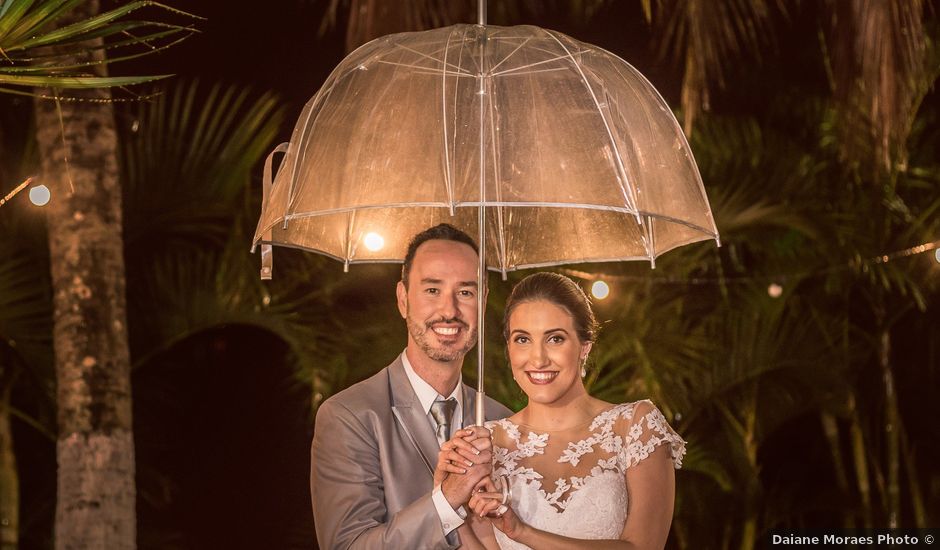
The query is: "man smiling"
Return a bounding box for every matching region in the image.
[311,224,511,549]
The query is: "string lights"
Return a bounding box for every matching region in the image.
[591,280,610,300]
[767,283,783,298]
[0,176,50,208]
[564,239,940,295]
[29,185,51,206]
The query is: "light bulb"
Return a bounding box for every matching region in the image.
[29,185,50,206]
[767,283,783,298]
[591,280,610,300]
[364,232,385,252]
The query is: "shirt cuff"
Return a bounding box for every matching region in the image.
[432,484,466,535]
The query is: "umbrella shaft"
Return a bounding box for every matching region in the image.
[478,0,486,26]
[475,23,487,425]
[475,147,487,424]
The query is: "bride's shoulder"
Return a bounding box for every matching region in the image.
[601,399,677,433]
[600,399,660,420]
[607,400,687,468]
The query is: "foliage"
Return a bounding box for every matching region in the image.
[0,0,198,97]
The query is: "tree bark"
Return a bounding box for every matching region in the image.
[32,2,136,548]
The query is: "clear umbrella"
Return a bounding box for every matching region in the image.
[253,21,719,424]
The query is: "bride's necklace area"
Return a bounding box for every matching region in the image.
[514,399,611,433]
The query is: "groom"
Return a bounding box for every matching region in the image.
[311,224,512,549]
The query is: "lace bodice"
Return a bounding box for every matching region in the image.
[486,400,685,549]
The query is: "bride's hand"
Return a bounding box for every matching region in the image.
[469,481,524,540]
[434,428,491,486]
[461,425,493,452]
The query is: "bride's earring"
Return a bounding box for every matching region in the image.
[580,356,587,378]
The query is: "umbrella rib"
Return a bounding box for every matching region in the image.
[376,59,474,77]
[441,27,457,214]
[606,58,720,241]
[343,210,357,271]
[490,52,584,77]
[282,73,347,228]
[484,48,509,276]
[391,42,473,75]
[645,214,656,268]
[488,36,532,74]
[497,66,569,78]
[540,28,652,258]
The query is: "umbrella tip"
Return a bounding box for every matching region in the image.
[260,244,273,280]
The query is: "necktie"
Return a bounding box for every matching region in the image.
[429,397,458,445]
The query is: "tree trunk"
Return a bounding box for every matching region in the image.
[899,423,926,527]
[0,365,18,550]
[820,412,855,528]
[879,327,900,528]
[32,2,136,548]
[849,397,873,528]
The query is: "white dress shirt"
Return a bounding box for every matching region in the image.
[400,351,467,535]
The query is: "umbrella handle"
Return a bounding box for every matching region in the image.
[258,142,289,280]
[475,389,486,426]
[474,387,512,514]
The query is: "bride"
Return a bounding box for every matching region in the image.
[437,272,686,549]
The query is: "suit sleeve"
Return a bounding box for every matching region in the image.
[311,399,458,550]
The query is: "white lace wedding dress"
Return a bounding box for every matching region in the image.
[486,400,685,550]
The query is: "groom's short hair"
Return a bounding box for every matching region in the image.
[401,223,478,288]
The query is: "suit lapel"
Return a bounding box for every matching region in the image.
[388,359,439,476]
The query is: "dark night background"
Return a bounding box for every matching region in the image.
[5,0,939,548]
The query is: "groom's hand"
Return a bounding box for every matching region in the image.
[434,431,481,486]
[441,427,493,509]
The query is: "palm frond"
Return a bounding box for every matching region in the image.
[0,0,199,97]
[648,0,786,134]
[824,0,937,173]
[121,80,283,257]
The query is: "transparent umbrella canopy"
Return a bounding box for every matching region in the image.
[252,22,719,422]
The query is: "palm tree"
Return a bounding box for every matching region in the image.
[4,0,201,546]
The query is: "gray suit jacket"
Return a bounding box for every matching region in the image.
[311,356,512,549]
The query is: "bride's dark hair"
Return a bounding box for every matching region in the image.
[503,272,598,344]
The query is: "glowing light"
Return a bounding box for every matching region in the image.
[935,248,940,263]
[767,283,783,298]
[29,185,51,206]
[363,232,385,251]
[591,280,610,300]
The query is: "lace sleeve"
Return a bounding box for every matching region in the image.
[618,400,686,470]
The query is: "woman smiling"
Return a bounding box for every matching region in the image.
[438,272,686,550]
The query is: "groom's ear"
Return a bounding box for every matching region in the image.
[396,281,408,319]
